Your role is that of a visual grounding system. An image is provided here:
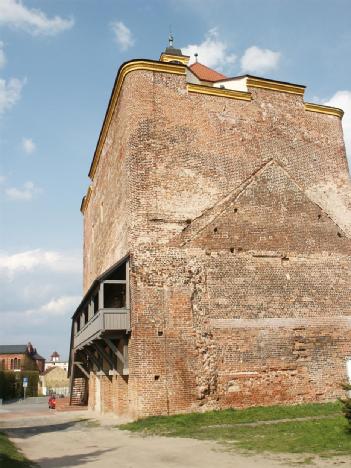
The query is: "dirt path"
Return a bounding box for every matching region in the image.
[1,407,350,467]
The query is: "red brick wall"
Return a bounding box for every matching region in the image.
[84,66,351,418]
[0,354,25,370]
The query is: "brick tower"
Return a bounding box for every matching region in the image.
[69,42,351,419]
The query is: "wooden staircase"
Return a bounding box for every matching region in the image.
[70,377,88,406]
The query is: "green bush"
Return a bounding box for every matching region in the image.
[340,382,351,430]
[0,371,39,400]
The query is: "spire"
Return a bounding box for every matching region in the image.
[160,33,190,65]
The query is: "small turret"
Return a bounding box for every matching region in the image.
[51,351,60,362]
[160,33,190,65]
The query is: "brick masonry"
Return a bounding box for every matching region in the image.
[82,64,351,418]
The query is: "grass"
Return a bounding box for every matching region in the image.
[119,402,351,456]
[0,432,36,467]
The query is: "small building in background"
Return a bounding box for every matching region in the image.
[0,343,45,373]
[44,351,68,372]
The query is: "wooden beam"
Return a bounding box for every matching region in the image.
[69,350,76,406]
[126,260,130,309]
[74,362,90,379]
[85,348,101,371]
[98,282,104,310]
[95,342,115,369]
[123,338,129,371]
[104,337,125,365]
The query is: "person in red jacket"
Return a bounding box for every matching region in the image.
[48,395,56,409]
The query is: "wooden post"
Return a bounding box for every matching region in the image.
[98,283,104,310]
[123,337,129,374]
[85,348,101,371]
[95,342,115,370]
[126,260,130,309]
[75,362,90,379]
[104,337,125,366]
[69,350,76,406]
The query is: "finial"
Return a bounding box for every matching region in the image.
[194,52,198,63]
[169,32,174,48]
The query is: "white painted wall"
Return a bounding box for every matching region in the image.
[213,77,248,92]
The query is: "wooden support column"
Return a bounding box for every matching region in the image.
[95,342,115,370]
[98,283,104,310]
[123,337,129,376]
[126,260,130,309]
[104,337,129,375]
[69,350,76,405]
[85,347,101,371]
[104,337,125,365]
[74,362,90,379]
[88,300,93,320]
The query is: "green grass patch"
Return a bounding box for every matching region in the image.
[118,402,351,456]
[214,417,351,455]
[0,432,36,467]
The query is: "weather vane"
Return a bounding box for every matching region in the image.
[168,25,173,47]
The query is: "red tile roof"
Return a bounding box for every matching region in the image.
[189,62,227,82]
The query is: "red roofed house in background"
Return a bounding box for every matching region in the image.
[0,343,45,373]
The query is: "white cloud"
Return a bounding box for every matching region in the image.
[0,248,82,359]
[5,180,41,200]
[22,137,36,154]
[241,46,281,74]
[182,28,236,71]
[0,0,74,36]
[0,41,6,69]
[0,249,82,276]
[0,77,25,114]
[111,21,134,51]
[324,91,351,158]
[25,295,81,318]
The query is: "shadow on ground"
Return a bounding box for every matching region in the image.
[5,420,90,439]
[35,449,116,467]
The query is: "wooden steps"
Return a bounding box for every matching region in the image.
[70,377,88,406]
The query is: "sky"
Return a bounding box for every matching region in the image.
[0,0,350,361]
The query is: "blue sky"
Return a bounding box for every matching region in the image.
[0,0,350,360]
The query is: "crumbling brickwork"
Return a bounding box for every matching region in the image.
[81,60,351,418]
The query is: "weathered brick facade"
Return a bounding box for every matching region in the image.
[76,53,351,419]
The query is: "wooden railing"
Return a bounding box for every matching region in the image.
[73,308,130,349]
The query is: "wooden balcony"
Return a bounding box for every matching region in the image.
[74,308,130,350]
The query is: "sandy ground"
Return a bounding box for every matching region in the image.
[1,402,350,467]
